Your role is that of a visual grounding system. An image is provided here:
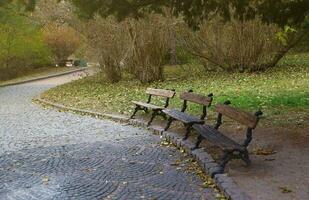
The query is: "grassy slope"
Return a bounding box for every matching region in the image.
[0,66,78,86]
[41,54,309,127]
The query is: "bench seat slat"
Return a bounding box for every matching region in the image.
[193,124,244,151]
[163,109,204,124]
[132,101,163,110]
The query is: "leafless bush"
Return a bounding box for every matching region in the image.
[178,15,282,72]
[84,15,172,83]
[126,15,171,83]
[84,17,130,82]
[43,23,81,65]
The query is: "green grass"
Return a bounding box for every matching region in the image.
[0,66,78,86]
[41,55,309,127]
[278,53,309,67]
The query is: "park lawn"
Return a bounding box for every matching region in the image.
[41,54,309,127]
[0,66,78,86]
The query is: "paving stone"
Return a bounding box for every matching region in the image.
[180,139,195,152]
[191,148,215,163]
[149,125,164,135]
[214,173,227,184]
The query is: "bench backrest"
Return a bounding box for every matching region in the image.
[180,92,213,106]
[146,88,175,98]
[215,104,260,129]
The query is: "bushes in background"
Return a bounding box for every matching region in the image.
[177,13,309,72]
[84,15,172,83]
[0,6,52,81]
[126,15,171,83]
[177,16,282,72]
[84,17,129,83]
[43,23,81,66]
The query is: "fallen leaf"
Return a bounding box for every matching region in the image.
[279,186,292,193]
[42,176,49,185]
[82,168,95,173]
[160,141,169,146]
[253,148,277,156]
[170,160,181,166]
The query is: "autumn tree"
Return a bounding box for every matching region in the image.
[43,24,80,65]
[0,2,52,81]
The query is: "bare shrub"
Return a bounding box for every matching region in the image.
[178,16,282,72]
[126,15,171,83]
[84,15,172,83]
[43,23,80,65]
[84,17,130,83]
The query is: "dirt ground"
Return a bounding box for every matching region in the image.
[147,116,309,200]
[217,126,309,200]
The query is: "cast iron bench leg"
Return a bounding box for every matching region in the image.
[130,105,141,119]
[183,124,192,140]
[147,110,158,126]
[192,135,203,150]
[143,107,149,113]
[160,112,167,120]
[241,149,251,166]
[164,117,174,131]
[219,150,234,173]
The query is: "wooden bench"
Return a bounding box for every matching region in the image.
[192,101,263,173]
[130,88,176,126]
[163,90,213,140]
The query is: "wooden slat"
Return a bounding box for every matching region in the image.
[193,124,244,151]
[146,88,175,98]
[215,104,258,128]
[180,92,212,106]
[163,109,204,124]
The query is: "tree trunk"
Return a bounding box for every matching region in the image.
[265,29,309,69]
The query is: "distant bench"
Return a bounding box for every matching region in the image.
[163,90,213,140]
[192,101,263,173]
[130,88,175,126]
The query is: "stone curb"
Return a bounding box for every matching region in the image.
[214,174,251,200]
[34,98,251,200]
[0,67,89,87]
[129,118,251,200]
[34,98,129,123]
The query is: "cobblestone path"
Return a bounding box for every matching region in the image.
[0,75,216,200]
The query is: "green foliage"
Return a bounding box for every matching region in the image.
[276,26,297,46]
[0,4,52,81]
[278,53,309,67]
[69,0,309,30]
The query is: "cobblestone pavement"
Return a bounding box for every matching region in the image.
[0,75,217,200]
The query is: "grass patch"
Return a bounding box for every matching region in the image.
[41,62,308,127]
[278,53,309,67]
[0,66,79,86]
